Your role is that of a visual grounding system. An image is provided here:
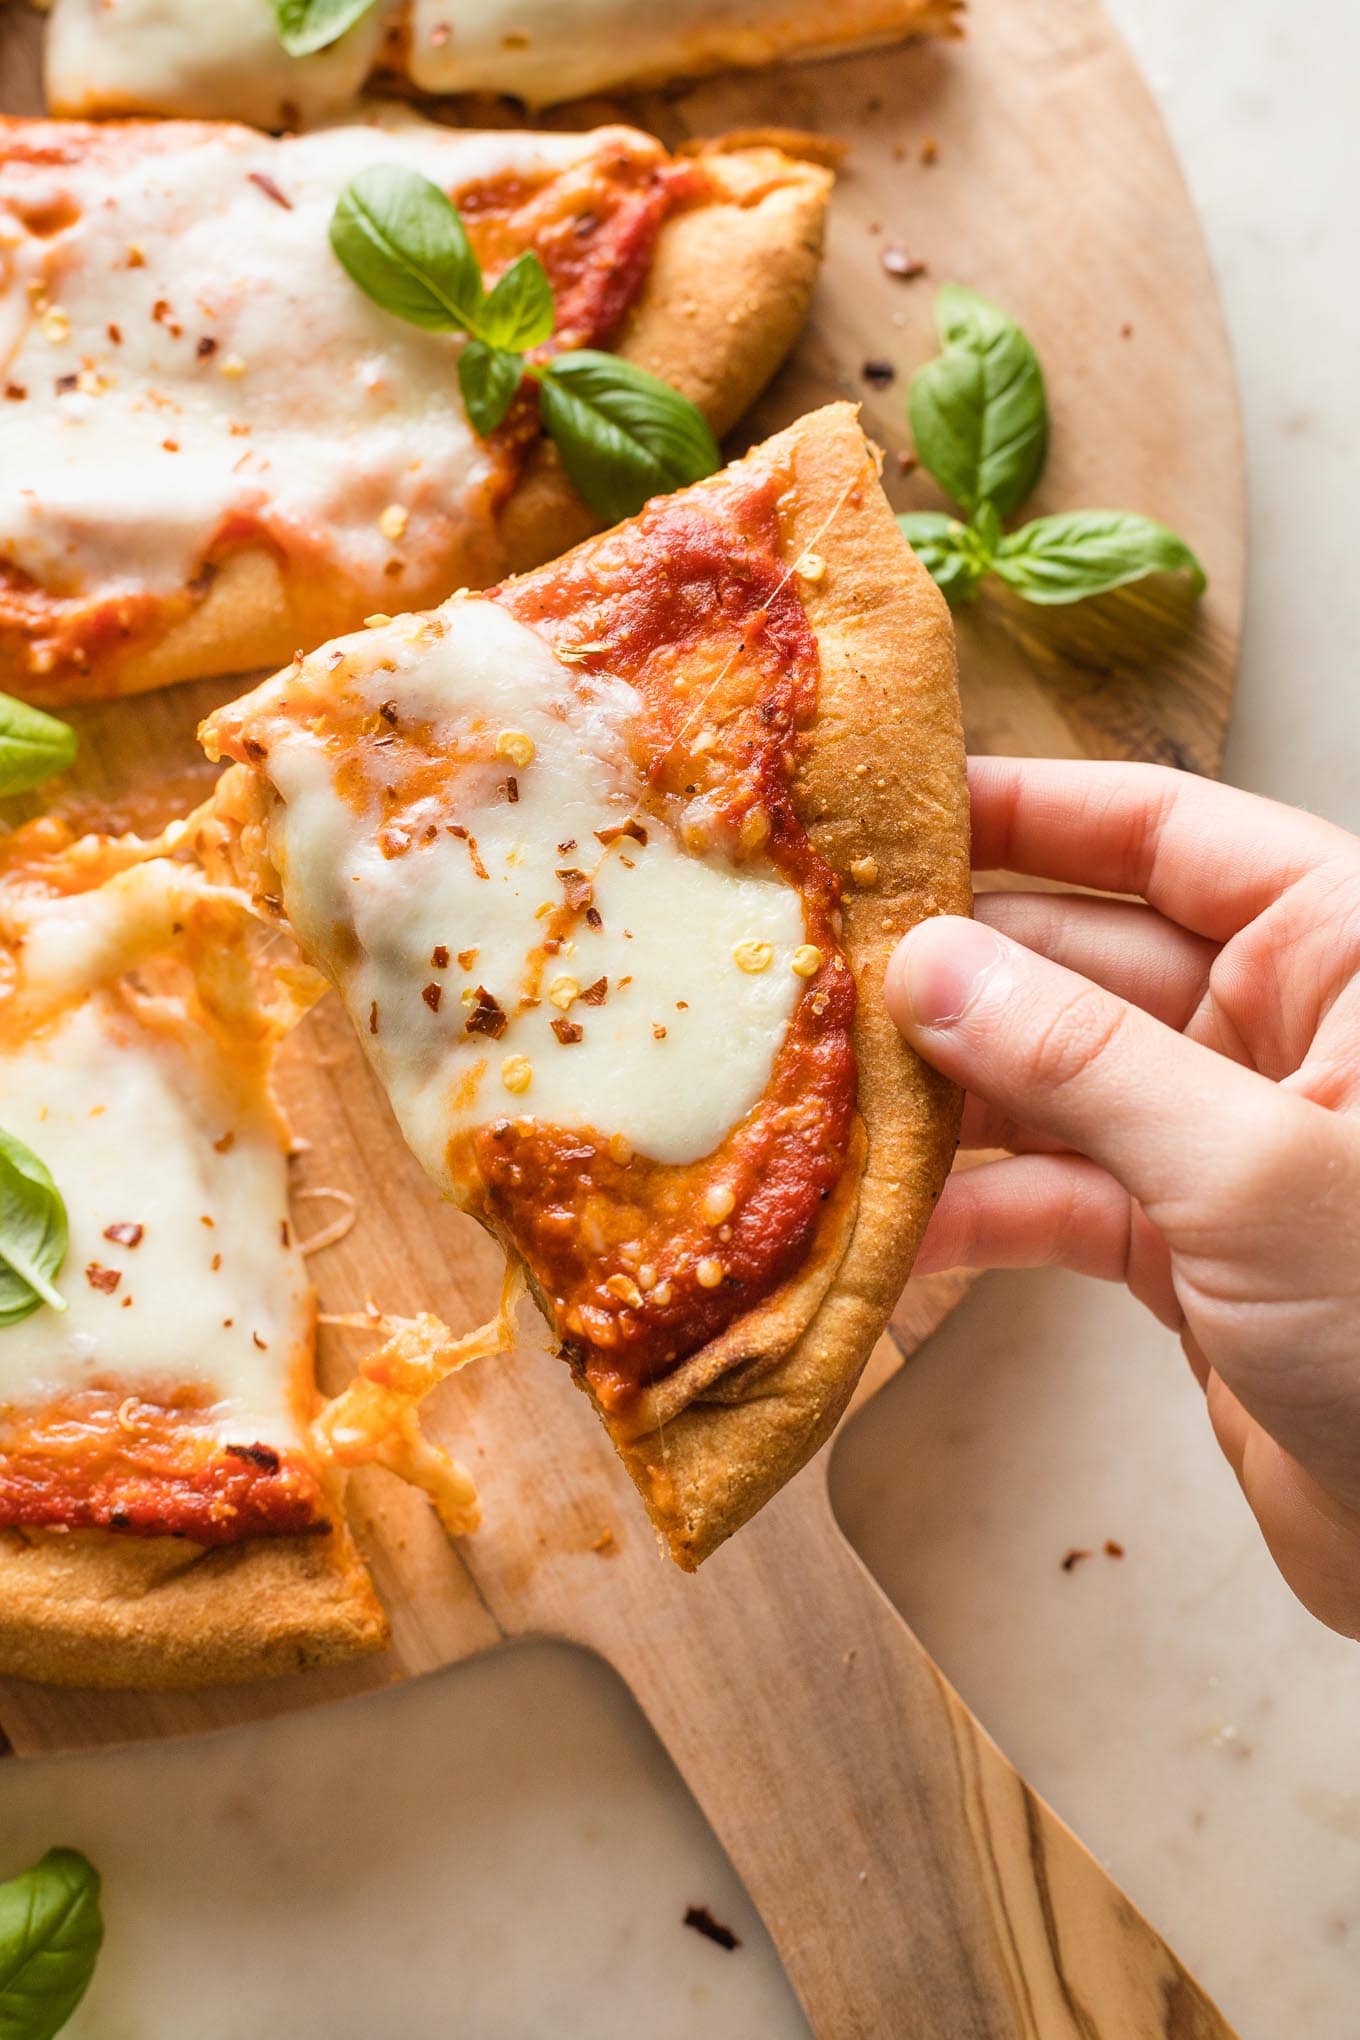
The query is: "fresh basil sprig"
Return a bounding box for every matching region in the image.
[0,1849,103,2040]
[0,696,76,798]
[0,1129,69,1326]
[331,165,720,521]
[898,286,1205,608]
[272,0,379,58]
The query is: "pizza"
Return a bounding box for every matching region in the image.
[45,0,963,129]
[202,402,971,1570]
[0,113,831,705]
[0,807,520,1688]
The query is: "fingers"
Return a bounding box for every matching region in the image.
[968,757,1354,942]
[915,1154,1182,1325]
[886,915,1290,1214]
[976,892,1216,1031]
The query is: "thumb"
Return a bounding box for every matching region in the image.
[885,915,1284,1214]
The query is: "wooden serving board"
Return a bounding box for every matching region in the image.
[0,2,1245,2033]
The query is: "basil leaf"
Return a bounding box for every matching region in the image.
[477,252,555,353]
[537,352,720,523]
[0,696,76,797]
[0,1128,68,1325]
[896,512,989,607]
[458,341,525,437]
[272,0,379,57]
[330,167,483,334]
[909,284,1048,518]
[0,1849,103,2040]
[994,510,1207,605]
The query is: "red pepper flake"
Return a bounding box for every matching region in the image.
[213,1131,235,1154]
[103,1221,144,1248]
[1061,1548,1093,1572]
[197,335,217,359]
[252,1331,268,1351]
[151,298,183,335]
[162,438,180,453]
[595,817,648,848]
[1104,1539,1126,1559]
[3,384,26,401]
[551,1017,583,1045]
[683,1906,740,1952]
[431,945,450,970]
[578,977,608,1006]
[369,1000,380,1035]
[121,1295,133,1308]
[200,1214,215,1229]
[107,321,123,345]
[448,824,489,880]
[861,358,897,388]
[248,170,293,210]
[585,907,603,930]
[457,946,478,971]
[506,776,519,804]
[556,839,577,854]
[881,244,927,280]
[556,868,593,913]
[85,1262,120,1294]
[54,373,78,394]
[210,1253,222,1272]
[652,1023,667,1040]
[280,1219,290,1247]
[465,987,508,1040]
[422,982,443,1012]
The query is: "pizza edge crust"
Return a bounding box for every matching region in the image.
[0,1506,388,1690]
[591,401,970,1567]
[1,138,832,704]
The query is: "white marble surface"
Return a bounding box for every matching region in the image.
[3,4,1359,2036]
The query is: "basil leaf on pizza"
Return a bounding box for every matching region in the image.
[0,1848,103,2040]
[0,1130,69,1326]
[330,165,484,333]
[272,0,380,58]
[458,341,526,437]
[537,352,721,522]
[477,251,556,353]
[0,697,77,797]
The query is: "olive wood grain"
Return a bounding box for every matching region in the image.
[0,1,1244,2032]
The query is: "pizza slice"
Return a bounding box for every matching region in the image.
[202,402,971,1569]
[44,1,963,129]
[0,810,518,1687]
[0,113,830,705]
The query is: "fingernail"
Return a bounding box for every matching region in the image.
[888,916,1008,1030]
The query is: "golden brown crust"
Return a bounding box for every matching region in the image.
[4,139,832,706]
[0,1512,388,1690]
[589,402,970,1566]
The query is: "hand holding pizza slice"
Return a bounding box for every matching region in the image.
[203,403,971,1567]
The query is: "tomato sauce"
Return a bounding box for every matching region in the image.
[489,472,857,1406]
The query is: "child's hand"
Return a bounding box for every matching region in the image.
[885,758,1360,1637]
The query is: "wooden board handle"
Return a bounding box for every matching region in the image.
[584,1476,1238,2039]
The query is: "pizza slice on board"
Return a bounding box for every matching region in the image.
[0,113,830,705]
[44,0,962,129]
[0,813,519,1688]
[203,402,971,1569]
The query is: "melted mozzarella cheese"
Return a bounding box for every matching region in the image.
[0,996,310,1449]
[409,0,921,103]
[266,599,805,1178]
[0,119,610,615]
[46,0,394,126]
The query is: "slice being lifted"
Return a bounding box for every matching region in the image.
[45,0,963,129]
[0,814,515,1687]
[0,114,830,704]
[204,402,971,1568]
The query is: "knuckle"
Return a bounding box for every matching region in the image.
[1023,983,1128,1099]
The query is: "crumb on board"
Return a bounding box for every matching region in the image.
[1061,1548,1093,1572]
[684,1906,741,1951]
